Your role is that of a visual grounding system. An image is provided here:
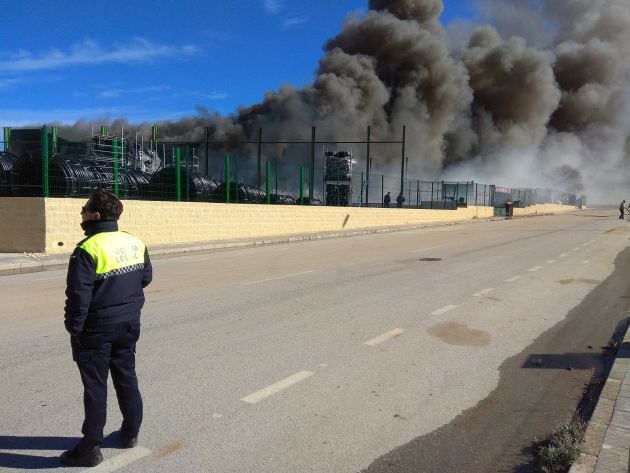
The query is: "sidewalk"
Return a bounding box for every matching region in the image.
[570,323,630,473]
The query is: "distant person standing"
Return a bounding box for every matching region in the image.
[396,192,405,208]
[504,199,513,217]
[383,192,391,208]
[620,200,626,219]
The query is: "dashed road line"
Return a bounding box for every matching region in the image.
[473,288,495,297]
[431,305,458,316]
[571,247,580,251]
[240,270,314,286]
[505,275,522,283]
[81,447,152,473]
[560,253,569,258]
[364,328,405,346]
[241,370,315,404]
[528,266,543,272]
[547,259,557,264]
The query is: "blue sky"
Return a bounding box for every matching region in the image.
[1,1,475,126]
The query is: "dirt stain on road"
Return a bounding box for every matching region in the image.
[158,440,184,459]
[427,322,491,347]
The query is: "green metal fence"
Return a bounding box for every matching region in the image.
[0,125,580,208]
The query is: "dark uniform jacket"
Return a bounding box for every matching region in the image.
[64,220,152,335]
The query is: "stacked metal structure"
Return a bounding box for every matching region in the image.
[324,151,354,206]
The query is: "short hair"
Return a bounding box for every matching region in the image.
[87,188,123,221]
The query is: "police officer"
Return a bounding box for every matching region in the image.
[61,189,152,467]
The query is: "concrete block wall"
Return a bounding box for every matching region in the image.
[0,198,573,254]
[513,204,574,217]
[42,198,494,253]
[0,198,46,252]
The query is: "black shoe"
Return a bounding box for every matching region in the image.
[60,439,103,467]
[119,431,138,448]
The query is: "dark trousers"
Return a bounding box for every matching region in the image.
[620,209,625,219]
[71,321,142,444]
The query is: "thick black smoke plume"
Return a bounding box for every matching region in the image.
[58,0,630,202]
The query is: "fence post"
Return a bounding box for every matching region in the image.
[113,137,119,196]
[151,126,158,170]
[275,159,279,203]
[3,127,11,153]
[381,174,384,207]
[299,166,304,205]
[41,125,49,197]
[417,180,420,208]
[360,172,364,207]
[266,160,271,204]
[204,126,210,177]
[257,127,262,188]
[310,126,316,200]
[400,125,406,195]
[365,126,371,207]
[122,136,127,198]
[225,154,230,204]
[234,154,238,204]
[176,147,182,202]
[185,145,190,202]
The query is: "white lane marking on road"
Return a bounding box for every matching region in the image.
[571,247,580,251]
[241,370,315,404]
[547,259,557,264]
[583,260,590,263]
[560,253,569,258]
[505,275,522,283]
[412,245,443,253]
[473,288,495,297]
[431,305,458,316]
[81,447,152,473]
[528,266,543,272]
[364,328,405,346]
[240,270,314,286]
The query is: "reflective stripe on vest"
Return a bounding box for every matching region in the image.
[79,231,146,279]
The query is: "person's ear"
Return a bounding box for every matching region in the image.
[92,211,102,221]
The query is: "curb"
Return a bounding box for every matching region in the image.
[569,322,630,473]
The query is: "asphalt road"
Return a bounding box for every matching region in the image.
[1,210,629,473]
